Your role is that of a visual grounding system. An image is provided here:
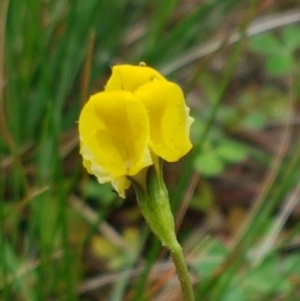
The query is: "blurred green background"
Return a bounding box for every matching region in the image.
[1,0,300,300]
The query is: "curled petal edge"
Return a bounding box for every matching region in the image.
[80,142,131,198]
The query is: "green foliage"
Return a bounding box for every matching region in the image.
[250,25,300,76]
[2,1,300,301]
[195,138,248,177]
[85,179,118,206]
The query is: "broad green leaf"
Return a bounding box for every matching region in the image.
[195,151,225,177]
[250,34,281,54]
[282,26,300,52]
[243,111,267,129]
[86,179,117,206]
[216,141,248,163]
[244,254,292,296]
[266,54,292,76]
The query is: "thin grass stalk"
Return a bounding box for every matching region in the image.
[197,28,297,301]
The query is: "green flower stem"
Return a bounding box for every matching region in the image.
[168,241,194,301]
[131,162,194,301]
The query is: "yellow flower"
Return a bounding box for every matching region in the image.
[105,64,166,92]
[79,64,193,197]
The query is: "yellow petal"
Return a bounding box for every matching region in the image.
[111,177,131,198]
[80,143,130,198]
[105,64,166,92]
[79,91,152,197]
[134,81,193,162]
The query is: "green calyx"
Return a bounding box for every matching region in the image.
[130,162,177,248]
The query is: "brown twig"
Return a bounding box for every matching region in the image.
[161,9,300,74]
[175,172,200,232]
[69,194,132,254]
